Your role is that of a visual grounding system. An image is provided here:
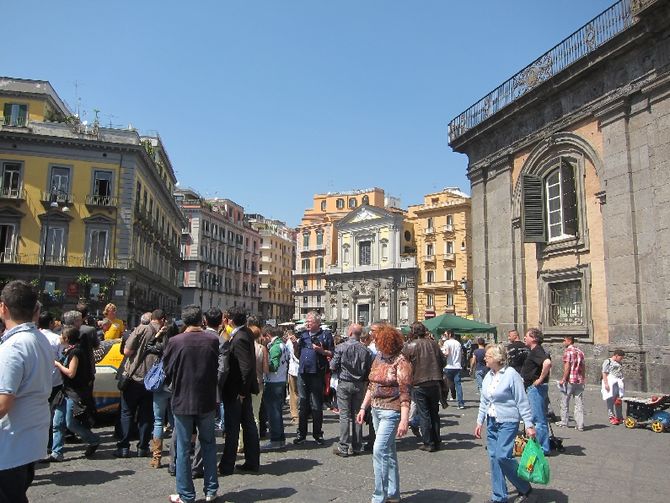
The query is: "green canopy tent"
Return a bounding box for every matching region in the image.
[421,314,497,342]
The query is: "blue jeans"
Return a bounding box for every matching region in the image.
[51,398,67,456]
[486,417,531,502]
[152,389,171,439]
[65,397,100,446]
[173,411,218,503]
[527,384,550,454]
[444,368,464,406]
[371,408,401,503]
[475,369,487,393]
[264,382,286,442]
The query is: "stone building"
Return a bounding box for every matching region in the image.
[325,204,417,330]
[407,188,472,319]
[448,0,670,391]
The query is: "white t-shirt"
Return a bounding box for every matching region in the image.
[443,338,462,369]
[41,328,65,388]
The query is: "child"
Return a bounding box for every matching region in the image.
[601,349,625,425]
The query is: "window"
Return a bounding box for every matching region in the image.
[301,258,310,273]
[348,198,357,209]
[446,215,454,226]
[0,223,16,262]
[426,243,434,257]
[426,270,434,283]
[380,302,388,320]
[549,280,583,327]
[446,241,454,254]
[336,198,344,209]
[43,226,66,264]
[302,232,310,249]
[86,229,109,266]
[90,170,113,205]
[316,231,323,246]
[3,103,28,127]
[358,241,371,266]
[362,195,369,205]
[343,244,350,263]
[320,200,326,211]
[426,217,434,233]
[426,294,434,308]
[331,305,337,319]
[342,304,349,320]
[302,278,308,287]
[539,266,590,338]
[303,296,308,304]
[446,293,454,307]
[545,165,577,241]
[400,301,408,320]
[1,162,22,198]
[315,257,323,272]
[49,165,71,195]
[446,269,454,281]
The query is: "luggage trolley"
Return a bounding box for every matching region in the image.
[622,395,670,432]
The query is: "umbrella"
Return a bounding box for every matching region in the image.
[421,313,497,342]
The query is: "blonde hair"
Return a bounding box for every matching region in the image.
[103,303,117,317]
[485,343,508,366]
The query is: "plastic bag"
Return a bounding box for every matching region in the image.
[517,438,550,485]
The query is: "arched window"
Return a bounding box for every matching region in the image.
[348,198,357,209]
[336,198,344,209]
[362,195,369,205]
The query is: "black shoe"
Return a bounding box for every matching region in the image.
[113,448,131,458]
[192,470,204,479]
[168,464,176,476]
[293,436,306,445]
[218,465,233,477]
[513,487,533,502]
[236,463,259,473]
[418,444,437,452]
[314,437,325,446]
[137,448,151,457]
[410,425,421,439]
[84,444,100,458]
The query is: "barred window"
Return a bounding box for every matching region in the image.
[549,280,583,327]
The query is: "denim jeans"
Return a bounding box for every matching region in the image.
[51,398,67,456]
[371,408,401,503]
[475,369,487,393]
[559,382,584,429]
[65,397,100,446]
[152,389,171,439]
[336,380,366,452]
[412,383,441,447]
[527,384,550,453]
[264,382,286,442]
[173,411,218,503]
[444,368,464,406]
[297,371,325,439]
[485,417,531,502]
[118,379,153,450]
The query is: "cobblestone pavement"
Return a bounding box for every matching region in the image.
[29,379,668,503]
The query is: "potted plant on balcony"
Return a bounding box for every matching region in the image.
[76,273,92,301]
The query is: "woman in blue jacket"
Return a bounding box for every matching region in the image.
[474,343,536,503]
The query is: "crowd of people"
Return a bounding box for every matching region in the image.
[0,279,629,503]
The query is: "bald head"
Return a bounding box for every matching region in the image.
[347,323,363,340]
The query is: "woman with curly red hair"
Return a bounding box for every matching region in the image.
[356,325,412,503]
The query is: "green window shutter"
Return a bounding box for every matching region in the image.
[17,105,27,126]
[522,173,546,243]
[3,103,10,125]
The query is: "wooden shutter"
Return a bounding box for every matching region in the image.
[522,174,546,243]
[560,162,578,237]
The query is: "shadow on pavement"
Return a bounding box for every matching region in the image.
[560,444,586,456]
[224,487,298,502]
[262,457,321,476]
[532,488,569,502]
[32,469,135,487]
[401,488,472,502]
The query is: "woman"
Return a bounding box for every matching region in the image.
[102,303,125,340]
[474,343,536,503]
[470,337,487,394]
[54,326,101,457]
[356,325,412,503]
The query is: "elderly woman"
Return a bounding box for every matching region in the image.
[356,325,412,503]
[474,343,536,503]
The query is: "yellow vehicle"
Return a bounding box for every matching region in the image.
[93,339,124,413]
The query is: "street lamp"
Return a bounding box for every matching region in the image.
[38,190,70,293]
[459,277,468,293]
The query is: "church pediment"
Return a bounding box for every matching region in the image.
[337,205,394,228]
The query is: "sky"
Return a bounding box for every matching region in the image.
[2,0,614,227]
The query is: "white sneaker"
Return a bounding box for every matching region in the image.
[205,493,218,502]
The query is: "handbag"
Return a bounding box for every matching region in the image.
[513,434,527,457]
[144,358,166,392]
[517,438,550,485]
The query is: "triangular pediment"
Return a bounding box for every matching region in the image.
[0,206,25,219]
[83,214,116,225]
[337,205,394,228]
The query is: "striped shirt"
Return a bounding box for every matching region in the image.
[563,344,585,384]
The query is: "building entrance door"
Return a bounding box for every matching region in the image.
[357,304,370,325]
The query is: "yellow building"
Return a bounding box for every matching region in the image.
[0,77,185,323]
[407,188,471,319]
[294,187,396,319]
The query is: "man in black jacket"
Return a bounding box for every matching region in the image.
[218,306,260,476]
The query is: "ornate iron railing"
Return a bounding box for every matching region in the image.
[448,0,636,142]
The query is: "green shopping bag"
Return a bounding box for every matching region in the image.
[516,438,550,485]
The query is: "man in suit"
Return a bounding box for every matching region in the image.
[218,306,260,476]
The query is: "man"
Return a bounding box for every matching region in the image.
[403,322,445,452]
[218,306,260,476]
[330,323,372,457]
[291,311,334,445]
[557,335,586,431]
[442,331,465,409]
[163,305,220,503]
[0,281,53,503]
[506,329,528,374]
[114,309,164,458]
[521,327,552,454]
[261,327,290,451]
[38,311,66,462]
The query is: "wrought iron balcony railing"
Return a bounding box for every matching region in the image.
[0,185,26,200]
[86,194,119,207]
[448,0,636,142]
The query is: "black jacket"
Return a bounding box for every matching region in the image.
[222,326,259,400]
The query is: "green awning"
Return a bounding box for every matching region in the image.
[421,314,497,342]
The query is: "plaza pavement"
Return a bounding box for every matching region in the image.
[29,378,668,503]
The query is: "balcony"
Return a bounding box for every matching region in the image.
[41,190,73,207]
[0,251,18,263]
[0,185,26,200]
[85,194,119,209]
[423,254,436,264]
[442,253,456,263]
[425,227,435,235]
[400,256,417,269]
[420,280,458,290]
[443,224,454,234]
[258,270,270,276]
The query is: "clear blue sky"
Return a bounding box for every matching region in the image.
[3,0,613,226]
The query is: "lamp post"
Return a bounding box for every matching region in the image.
[38,190,70,294]
[459,277,471,317]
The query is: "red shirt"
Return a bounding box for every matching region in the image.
[563,344,585,384]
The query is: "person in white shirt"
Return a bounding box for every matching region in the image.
[286,330,300,424]
[442,331,465,409]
